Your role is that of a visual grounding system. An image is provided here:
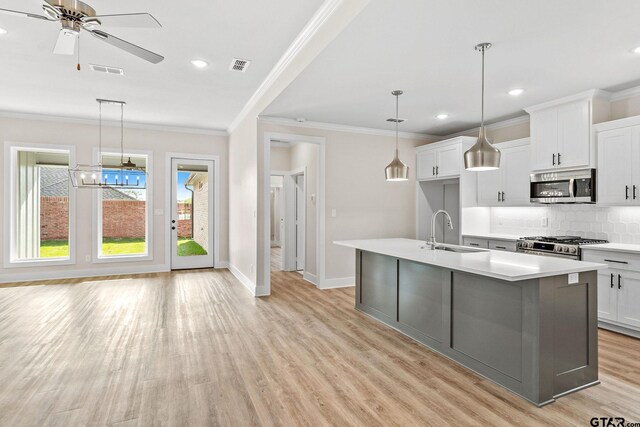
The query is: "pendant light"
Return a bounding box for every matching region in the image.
[464,42,501,171]
[69,99,147,189]
[385,90,409,181]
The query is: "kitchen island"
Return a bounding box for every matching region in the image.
[334,238,606,406]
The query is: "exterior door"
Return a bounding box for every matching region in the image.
[295,174,305,271]
[170,158,214,270]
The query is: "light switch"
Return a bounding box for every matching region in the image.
[331,209,337,218]
[568,273,579,284]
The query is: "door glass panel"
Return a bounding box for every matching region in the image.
[176,164,209,256]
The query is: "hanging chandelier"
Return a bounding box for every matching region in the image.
[464,42,501,171]
[385,90,409,181]
[69,98,147,189]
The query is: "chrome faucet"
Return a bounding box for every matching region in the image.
[427,209,454,250]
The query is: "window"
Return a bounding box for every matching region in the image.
[96,151,152,260]
[5,144,75,266]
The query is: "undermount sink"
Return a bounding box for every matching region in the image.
[429,244,488,253]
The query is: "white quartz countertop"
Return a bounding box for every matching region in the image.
[462,233,522,242]
[582,243,640,255]
[334,238,606,282]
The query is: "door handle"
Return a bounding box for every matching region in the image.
[626,185,630,200]
[501,192,505,202]
[610,273,615,288]
[552,153,556,166]
[172,227,176,230]
[172,219,176,224]
[557,152,561,165]
[618,274,622,290]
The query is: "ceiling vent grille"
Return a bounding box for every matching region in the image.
[229,58,251,73]
[89,64,124,76]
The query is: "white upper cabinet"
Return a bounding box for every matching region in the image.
[477,138,530,207]
[596,118,640,206]
[415,137,473,181]
[525,90,610,172]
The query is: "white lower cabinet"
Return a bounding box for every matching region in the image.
[462,236,517,252]
[461,237,488,249]
[583,249,640,334]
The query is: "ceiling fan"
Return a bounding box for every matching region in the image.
[0,0,164,63]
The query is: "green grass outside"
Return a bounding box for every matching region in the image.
[40,237,206,258]
[178,238,208,256]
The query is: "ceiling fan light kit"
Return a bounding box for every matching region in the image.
[69,99,147,190]
[385,90,410,182]
[464,42,501,171]
[0,0,164,64]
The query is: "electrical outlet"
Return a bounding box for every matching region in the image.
[568,273,579,284]
[541,217,548,227]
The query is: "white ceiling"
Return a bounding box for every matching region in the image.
[263,0,640,136]
[0,0,324,131]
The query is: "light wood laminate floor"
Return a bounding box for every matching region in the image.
[1,269,639,426]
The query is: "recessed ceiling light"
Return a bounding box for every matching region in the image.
[0,28,7,35]
[508,88,524,96]
[436,113,449,120]
[190,59,208,69]
[633,46,640,54]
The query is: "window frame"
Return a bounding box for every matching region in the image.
[3,141,77,268]
[92,148,153,263]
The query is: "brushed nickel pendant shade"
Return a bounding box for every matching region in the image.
[464,42,501,171]
[385,90,409,181]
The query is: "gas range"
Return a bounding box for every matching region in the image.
[516,236,608,260]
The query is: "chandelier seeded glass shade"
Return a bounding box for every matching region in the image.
[385,90,409,181]
[464,42,501,171]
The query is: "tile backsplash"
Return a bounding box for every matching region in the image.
[491,206,640,244]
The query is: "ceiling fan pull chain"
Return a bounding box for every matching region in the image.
[76,35,81,71]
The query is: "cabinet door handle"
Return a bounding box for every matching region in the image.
[498,191,501,202]
[604,259,629,264]
[552,153,556,166]
[611,273,615,288]
[626,185,630,200]
[469,243,479,247]
[618,274,622,290]
[495,246,507,250]
[557,152,561,165]
[432,166,435,176]
[436,166,439,175]
[501,192,505,202]
[634,185,637,200]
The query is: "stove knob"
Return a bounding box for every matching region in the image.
[555,245,563,253]
[527,242,533,249]
[564,246,571,253]
[569,247,577,254]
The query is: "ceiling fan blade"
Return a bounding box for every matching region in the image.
[53,30,76,55]
[0,7,52,20]
[88,29,164,64]
[87,13,161,28]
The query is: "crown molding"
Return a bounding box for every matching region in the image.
[227,0,347,134]
[524,89,611,113]
[0,110,229,137]
[438,115,531,139]
[610,85,640,102]
[259,116,436,141]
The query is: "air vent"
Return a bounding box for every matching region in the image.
[229,58,251,73]
[386,118,406,123]
[89,64,124,76]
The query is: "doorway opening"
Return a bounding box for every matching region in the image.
[262,133,325,295]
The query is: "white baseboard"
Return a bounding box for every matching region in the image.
[303,271,319,286]
[215,260,230,269]
[320,276,355,289]
[0,264,170,284]
[228,263,256,296]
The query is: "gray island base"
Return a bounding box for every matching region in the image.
[338,239,604,406]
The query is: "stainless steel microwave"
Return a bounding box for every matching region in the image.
[530,169,596,204]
